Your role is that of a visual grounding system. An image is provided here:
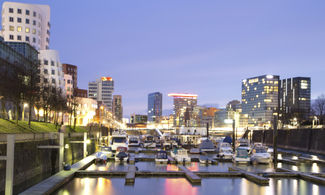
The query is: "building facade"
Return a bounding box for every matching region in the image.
[62,63,77,89]
[113,95,123,121]
[168,93,198,127]
[74,88,87,98]
[280,77,311,124]
[147,92,162,123]
[88,77,114,110]
[1,2,50,50]
[241,75,280,128]
[38,49,65,92]
[130,114,147,124]
[64,74,73,99]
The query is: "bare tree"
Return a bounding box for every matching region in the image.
[312,94,325,124]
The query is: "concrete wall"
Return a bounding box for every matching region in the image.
[0,133,97,194]
[252,128,325,155]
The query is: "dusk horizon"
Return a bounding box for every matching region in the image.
[1,0,325,117]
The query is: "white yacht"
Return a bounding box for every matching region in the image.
[95,146,113,164]
[170,148,191,164]
[250,147,272,164]
[232,147,250,164]
[216,142,233,159]
[143,135,156,148]
[111,133,128,151]
[128,136,140,147]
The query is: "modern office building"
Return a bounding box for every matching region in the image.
[88,77,114,110]
[38,49,65,92]
[1,2,50,50]
[62,63,77,89]
[241,75,280,127]
[113,95,123,121]
[148,92,162,123]
[280,77,311,124]
[168,93,198,127]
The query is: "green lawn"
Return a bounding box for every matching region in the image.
[0,118,88,133]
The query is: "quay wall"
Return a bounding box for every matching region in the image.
[252,129,325,155]
[0,132,98,194]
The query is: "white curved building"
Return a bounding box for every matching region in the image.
[1,1,50,50]
[38,50,65,93]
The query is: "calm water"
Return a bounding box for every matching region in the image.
[54,177,325,195]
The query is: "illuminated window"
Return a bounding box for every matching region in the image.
[301,80,308,89]
[17,26,22,32]
[25,27,30,33]
[32,29,36,34]
[264,99,272,102]
[9,26,14,31]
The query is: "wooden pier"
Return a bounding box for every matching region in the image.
[125,165,136,185]
[277,167,325,185]
[229,167,269,185]
[178,166,201,185]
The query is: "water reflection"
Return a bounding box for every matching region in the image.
[54,177,325,195]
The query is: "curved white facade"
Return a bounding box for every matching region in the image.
[1,2,50,50]
[38,50,65,93]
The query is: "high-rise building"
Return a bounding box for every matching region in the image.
[62,63,77,89]
[88,77,114,110]
[113,95,123,121]
[38,50,65,92]
[168,93,198,127]
[148,92,162,123]
[241,75,280,127]
[1,2,50,50]
[280,77,311,124]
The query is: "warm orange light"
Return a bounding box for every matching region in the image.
[101,77,113,81]
[168,93,198,98]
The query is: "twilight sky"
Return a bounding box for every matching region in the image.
[2,0,325,117]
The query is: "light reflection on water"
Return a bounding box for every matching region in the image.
[54,177,325,195]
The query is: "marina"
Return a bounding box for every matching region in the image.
[18,138,325,195]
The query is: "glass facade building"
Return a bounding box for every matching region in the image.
[147,92,162,123]
[168,93,198,127]
[241,75,280,127]
[280,77,311,124]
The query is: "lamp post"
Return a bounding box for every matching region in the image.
[22,103,28,121]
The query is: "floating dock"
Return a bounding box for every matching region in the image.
[229,167,269,185]
[178,165,201,185]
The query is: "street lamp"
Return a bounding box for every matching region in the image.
[22,103,28,121]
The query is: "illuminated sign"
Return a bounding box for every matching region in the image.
[248,78,259,84]
[168,93,198,98]
[101,77,112,81]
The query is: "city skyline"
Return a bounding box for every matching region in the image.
[1,0,325,116]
